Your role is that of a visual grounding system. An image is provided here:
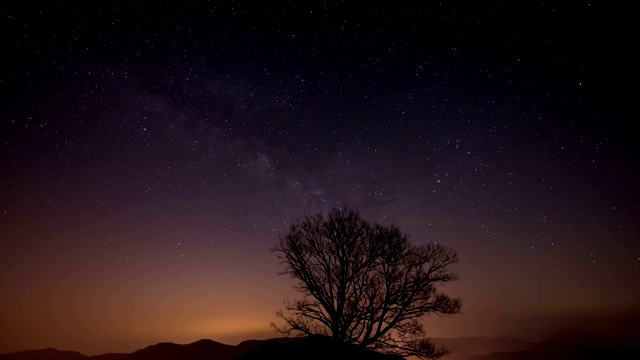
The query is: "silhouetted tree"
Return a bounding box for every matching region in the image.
[272,206,461,359]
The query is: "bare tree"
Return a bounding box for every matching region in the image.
[272,206,461,359]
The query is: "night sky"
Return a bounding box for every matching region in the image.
[1,1,638,356]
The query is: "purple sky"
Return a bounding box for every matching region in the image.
[1,1,638,355]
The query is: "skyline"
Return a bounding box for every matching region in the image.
[1,1,638,356]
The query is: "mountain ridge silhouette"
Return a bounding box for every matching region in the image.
[438,329,640,360]
[2,330,639,360]
[0,336,398,360]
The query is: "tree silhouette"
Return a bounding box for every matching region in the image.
[272,206,461,359]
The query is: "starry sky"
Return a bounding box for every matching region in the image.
[1,1,638,356]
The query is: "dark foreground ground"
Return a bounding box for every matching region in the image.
[2,330,639,360]
[0,335,401,360]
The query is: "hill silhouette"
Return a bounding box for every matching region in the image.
[0,336,401,360]
[460,329,640,360]
[239,335,403,360]
[126,339,235,360]
[3,330,639,360]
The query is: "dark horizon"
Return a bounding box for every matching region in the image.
[1,1,638,356]
[2,328,640,360]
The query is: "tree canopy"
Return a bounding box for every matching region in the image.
[272,206,461,359]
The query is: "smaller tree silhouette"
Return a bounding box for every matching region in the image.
[272,206,461,359]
